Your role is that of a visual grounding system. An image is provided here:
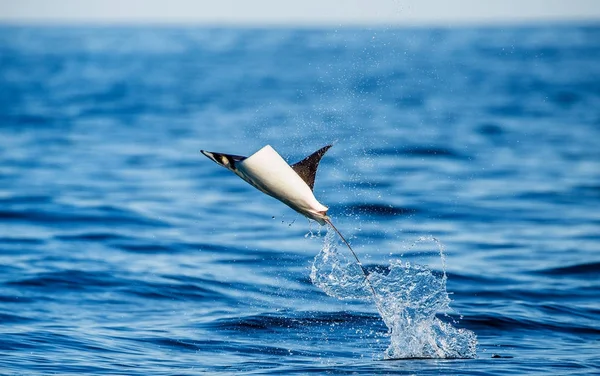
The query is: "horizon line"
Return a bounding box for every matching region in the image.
[1,16,599,28]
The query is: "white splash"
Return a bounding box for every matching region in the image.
[310,228,477,359]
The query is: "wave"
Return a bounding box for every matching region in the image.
[535,261,600,276]
[347,203,421,217]
[369,146,467,159]
[210,311,377,332]
[0,206,167,227]
[461,312,600,335]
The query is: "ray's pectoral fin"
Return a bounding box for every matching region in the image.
[291,144,332,191]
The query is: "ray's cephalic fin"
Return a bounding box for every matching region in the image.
[291,145,332,191]
[200,150,247,171]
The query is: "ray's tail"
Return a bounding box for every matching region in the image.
[323,217,381,306]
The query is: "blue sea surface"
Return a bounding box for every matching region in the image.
[0,24,599,374]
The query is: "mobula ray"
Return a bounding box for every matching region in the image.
[201,145,378,300]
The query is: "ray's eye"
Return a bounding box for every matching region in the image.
[219,155,230,166]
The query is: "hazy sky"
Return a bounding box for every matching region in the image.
[1,0,599,25]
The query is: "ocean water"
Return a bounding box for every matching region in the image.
[0,24,599,374]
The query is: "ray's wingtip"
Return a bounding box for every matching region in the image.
[319,144,334,154]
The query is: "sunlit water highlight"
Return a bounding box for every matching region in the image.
[311,229,477,359]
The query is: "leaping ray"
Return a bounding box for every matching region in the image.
[200,145,379,302]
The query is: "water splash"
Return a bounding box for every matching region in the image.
[310,228,477,359]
